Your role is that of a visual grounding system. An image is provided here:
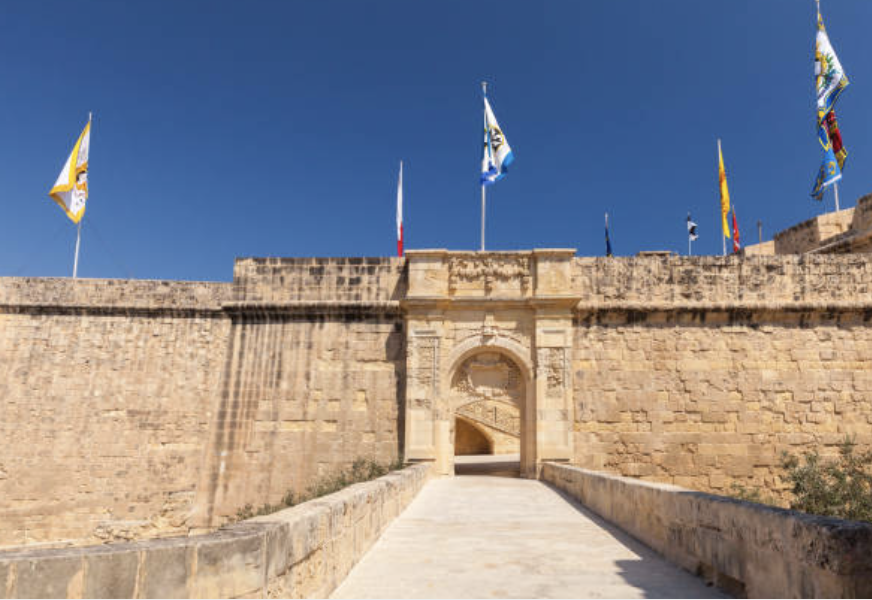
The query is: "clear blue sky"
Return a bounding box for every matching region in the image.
[1,1,870,281]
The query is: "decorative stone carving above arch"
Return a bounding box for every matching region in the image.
[447,333,533,382]
[450,352,523,410]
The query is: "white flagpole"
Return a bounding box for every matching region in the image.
[718,139,727,257]
[72,221,82,278]
[481,185,486,252]
[73,111,92,278]
[480,81,488,252]
[688,216,692,257]
[834,182,841,211]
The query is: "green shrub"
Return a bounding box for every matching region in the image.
[780,437,872,523]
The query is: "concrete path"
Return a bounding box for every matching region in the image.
[332,476,729,599]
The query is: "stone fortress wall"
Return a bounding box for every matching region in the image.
[570,255,872,493]
[0,258,406,549]
[1,249,871,549]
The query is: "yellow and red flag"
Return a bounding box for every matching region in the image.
[718,140,731,239]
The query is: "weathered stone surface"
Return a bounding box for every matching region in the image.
[137,539,192,599]
[11,553,84,599]
[0,464,431,599]
[82,547,139,599]
[542,462,872,598]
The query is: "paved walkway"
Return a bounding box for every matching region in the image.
[332,476,729,599]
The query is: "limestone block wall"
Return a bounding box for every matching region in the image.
[0,258,408,548]
[0,278,233,548]
[233,257,405,303]
[0,463,431,599]
[193,309,405,527]
[542,463,872,598]
[572,254,872,306]
[192,258,407,527]
[571,255,872,497]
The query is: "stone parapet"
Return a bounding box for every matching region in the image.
[0,463,431,599]
[541,462,872,598]
[233,257,406,304]
[0,278,232,315]
[572,254,872,309]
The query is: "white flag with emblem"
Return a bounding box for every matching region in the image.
[49,120,91,223]
[480,95,514,186]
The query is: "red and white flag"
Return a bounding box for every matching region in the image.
[396,160,404,257]
[732,207,741,253]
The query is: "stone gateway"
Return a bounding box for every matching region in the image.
[1,248,872,548]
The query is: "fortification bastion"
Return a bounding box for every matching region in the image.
[1,251,871,549]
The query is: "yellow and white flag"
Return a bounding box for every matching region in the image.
[49,120,91,223]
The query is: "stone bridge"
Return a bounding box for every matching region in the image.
[1,463,870,598]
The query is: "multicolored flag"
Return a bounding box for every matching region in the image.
[815,8,849,122]
[481,94,514,186]
[811,5,849,201]
[732,207,741,253]
[396,161,404,257]
[718,140,731,240]
[49,120,91,223]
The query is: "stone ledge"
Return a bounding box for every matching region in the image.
[0,278,232,312]
[221,301,402,318]
[541,462,872,598]
[0,463,431,599]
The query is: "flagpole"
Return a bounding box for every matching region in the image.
[480,81,488,252]
[834,182,841,211]
[481,185,486,251]
[718,139,726,257]
[72,221,82,278]
[72,111,93,279]
[688,222,692,257]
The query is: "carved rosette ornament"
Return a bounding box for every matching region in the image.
[448,254,532,294]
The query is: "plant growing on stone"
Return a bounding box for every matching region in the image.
[233,456,404,522]
[728,483,777,506]
[780,437,872,523]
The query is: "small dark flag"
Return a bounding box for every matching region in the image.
[605,213,613,257]
[687,214,698,241]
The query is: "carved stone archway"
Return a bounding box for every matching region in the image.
[402,249,579,479]
[449,350,528,472]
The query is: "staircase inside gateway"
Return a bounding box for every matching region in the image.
[453,405,520,477]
